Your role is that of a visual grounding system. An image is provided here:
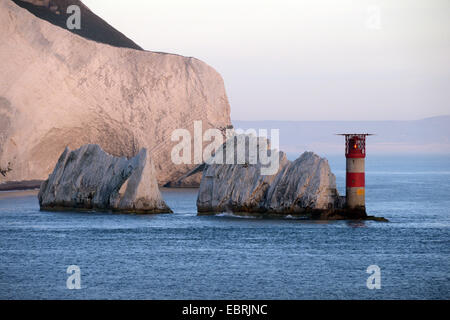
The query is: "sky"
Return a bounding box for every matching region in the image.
[83,0,450,121]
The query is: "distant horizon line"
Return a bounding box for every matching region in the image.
[231,115,450,123]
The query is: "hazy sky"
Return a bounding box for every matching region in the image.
[83,0,450,121]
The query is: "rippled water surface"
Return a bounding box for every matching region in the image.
[0,155,449,299]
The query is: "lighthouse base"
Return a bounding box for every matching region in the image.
[312,208,387,222]
[308,199,387,221]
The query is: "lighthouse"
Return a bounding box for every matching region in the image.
[338,134,373,213]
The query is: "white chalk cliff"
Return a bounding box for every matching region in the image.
[38,144,171,213]
[0,0,231,186]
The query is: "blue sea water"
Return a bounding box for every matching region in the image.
[0,155,449,299]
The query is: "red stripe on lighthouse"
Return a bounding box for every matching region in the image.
[346,172,365,187]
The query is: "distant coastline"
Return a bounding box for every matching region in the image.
[0,180,42,192]
[233,115,450,155]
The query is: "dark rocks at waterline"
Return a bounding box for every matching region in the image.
[38,144,172,214]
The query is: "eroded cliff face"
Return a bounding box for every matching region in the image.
[0,0,231,186]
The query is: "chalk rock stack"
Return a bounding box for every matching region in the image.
[38,144,172,213]
[197,135,344,217]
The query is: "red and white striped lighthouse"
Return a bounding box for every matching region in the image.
[338,134,373,212]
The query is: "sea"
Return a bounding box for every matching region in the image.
[0,154,449,299]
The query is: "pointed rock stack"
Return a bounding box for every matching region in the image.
[38,144,172,213]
